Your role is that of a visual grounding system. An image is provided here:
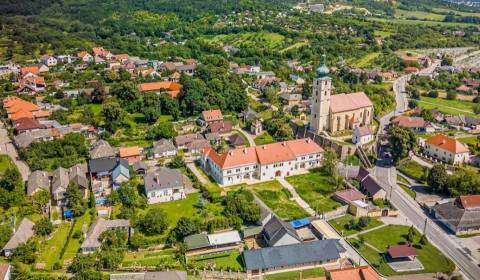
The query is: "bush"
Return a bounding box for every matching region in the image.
[427,90,438,98]
[72,230,82,239]
[446,91,457,100]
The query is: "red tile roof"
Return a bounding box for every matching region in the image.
[208,121,232,133]
[202,109,223,122]
[330,92,373,113]
[113,54,129,60]
[138,82,182,98]
[3,96,49,121]
[14,117,42,131]
[459,195,480,209]
[426,134,469,154]
[329,265,381,280]
[404,66,419,73]
[20,66,39,76]
[203,147,258,168]
[388,245,417,258]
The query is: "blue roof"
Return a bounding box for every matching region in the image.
[290,218,310,228]
[64,210,73,219]
[112,162,130,180]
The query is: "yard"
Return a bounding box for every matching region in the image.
[254,132,275,146]
[0,155,15,175]
[397,160,428,182]
[418,96,478,117]
[265,267,326,280]
[351,225,455,276]
[122,248,181,268]
[189,250,244,272]
[61,212,92,265]
[328,215,384,236]
[286,171,341,213]
[37,222,72,270]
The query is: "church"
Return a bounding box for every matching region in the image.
[310,55,374,133]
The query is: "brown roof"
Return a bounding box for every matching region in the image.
[329,265,381,280]
[333,189,365,203]
[209,121,233,133]
[330,92,373,113]
[14,117,42,131]
[459,195,480,209]
[392,116,427,129]
[20,66,39,76]
[119,146,141,158]
[426,134,469,154]
[202,109,223,122]
[388,244,417,258]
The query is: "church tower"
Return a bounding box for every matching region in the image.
[310,53,332,133]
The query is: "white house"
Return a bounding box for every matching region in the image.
[352,126,373,145]
[78,51,94,63]
[151,139,177,158]
[40,55,58,67]
[144,168,186,204]
[201,138,323,186]
[425,134,470,165]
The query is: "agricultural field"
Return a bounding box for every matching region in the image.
[395,9,446,21]
[417,96,478,117]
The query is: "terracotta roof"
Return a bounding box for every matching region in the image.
[404,66,419,72]
[208,121,232,133]
[456,85,471,92]
[77,51,90,58]
[354,126,373,137]
[119,146,141,158]
[328,265,381,280]
[138,82,182,98]
[20,66,39,76]
[459,194,480,209]
[388,244,417,258]
[92,47,108,56]
[392,116,427,128]
[284,138,324,156]
[425,134,469,154]
[330,92,373,113]
[14,117,42,131]
[401,55,419,62]
[256,142,297,164]
[202,109,223,122]
[113,54,129,60]
[203,147,258,168]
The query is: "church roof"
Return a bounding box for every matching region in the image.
[316,54,330,78]
[330,92,373,113]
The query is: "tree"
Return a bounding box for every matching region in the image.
[420,234,428,245]
[167,156,185,169]
[0,168,22,192]
[9,240,37,264]
[427,164,449,193]
[146,122,177,140]
[389,126,417,163]
[441,55,453,66]
[65,183,85,217]
[32,189,50,212]
[0,225,12,249]
[322,149,338,176]
[90,84,107,104]
[69,254,96,273]
[169,217,202,242]
[102,101,126,132]
[223,189,260,224]
[138,209,168,235]
[407,225,416,243]
[34,218,53,236]
[473,104,480,115]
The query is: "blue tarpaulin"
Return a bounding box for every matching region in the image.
[96,198,107,205]
[64,210,73,219]
[290,218,310,228]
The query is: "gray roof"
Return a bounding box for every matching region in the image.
[110,272,187,280]
[184,233,210,250]
[174,133,204,147]
[361,175,383,196]
[51,167,69,199]
[14,129,53,148]
[81,218,130,249]
[240,107,258,120]
[68,163,88,189]
[88,158,128,174]
[27,170,50,195]
[357,166,370,181]
[433,201,480,230]
[144,168,184,193]
[152,139,176,154]
[3,218,35,251]
[133,161,148,172]
[263,216,301,246]
[242,239,345,271]
[89,140,116,159]
[204,132,221,142]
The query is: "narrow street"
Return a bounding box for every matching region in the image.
[0,121,31,181]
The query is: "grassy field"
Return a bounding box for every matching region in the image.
[254,132,275,145]
[265,267,326,280]
[328,215,384,236]
[352,52,381,68]
[61,212,92,265]
[0,155,14,175]
[203,32,286,50]
[374,30,393,38]
[38,222,72,270]
[397,160,428,181]
[418,96,478,117]
[122,248,180,268]
[189,250,244,271]
[286,171,341,213]
[432,7,480,17]
[368,17,475,27]
[395,9,446,21]
[246,180,309,220]
[459,136,479,146]
[353,225,455,275]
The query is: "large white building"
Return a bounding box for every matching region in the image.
[424,134,470,165]
[200,138,323,186]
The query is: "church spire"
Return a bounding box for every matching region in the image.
[316,52,330,78]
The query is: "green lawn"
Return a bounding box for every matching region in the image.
[254,132,275,146]
[459,136,479,146]
[286,171,341,213]
[352,52,381,68]
[265,267,326,280]
[396,175,410,186]
[0,155,14,175]
[418,96,478,117]
[328,215,384,236]
[38,222,72,270]
[400,185,416,200]
[61,212,92,265]
[395,9,446,21]
[397,160,428,181]
[122,248,180,268]
[189,250,244,271]
[354,225,455,275]
[246,181,309,220]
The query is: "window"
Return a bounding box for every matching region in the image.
[236,169,240,172]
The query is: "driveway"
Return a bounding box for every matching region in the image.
[0,122,30,181]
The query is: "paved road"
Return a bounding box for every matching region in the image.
[277,177,315,216]
[0,121,30,181]
[235,127,256,147]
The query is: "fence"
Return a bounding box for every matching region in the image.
[322,205,348,220]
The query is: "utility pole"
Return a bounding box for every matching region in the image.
[423,218,428,235]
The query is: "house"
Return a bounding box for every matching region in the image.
[40,55,58,67]
[311,55,374,133]
[144,168,186,204]
[200,138,323,186]
[424,134,470,165]
[132,161,147,174]
[78,51,93,63]
[89,140,116,159]
[239,107,258,122]
[433,195,480,236]
[27,171,50,196]
[360,175,386,200]
[137,82,182,98]
[14,117,43,134]
[204,132,221,145]
[88,158,130,198]
[92,47,112,59]
[228,134,246,147]
[280,93,302,106]
[17,75,46,94]
[3,96,50,122]
[185,139,211,154]
[404,66,419,73]
[200,109,224,125]
[332,188,365,205]
[208,121,233,134]
[14,129,54,148]
[386,244,423,272]
[184,230,242,256]
[263,216,301,247]
[352,126,373,145]
[51,164,89,207]
[119,146,141,165]
[174,133,205,149]
[2,218,35,257]
[242,239,346,277]
[391,116,434,133]
[20,66,39,76]
[81,218,131,253]
[151,139,177,158]
[328,265,381,280]
[0,263,11,280]
[110,271,187,280]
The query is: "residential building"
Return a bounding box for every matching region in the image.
[88,158,130,199]
[14,117,44,134]
[132,161,147,174]
[184,230,242,256]
[310,54,374,133]
[14,129,54,148]
[78,51,93,63]
[89,140,116,159]
[185,139,211,154]
[144,168,186,204]
[81,218,131,253]
[208,121,232,134]
[151,139,177,158]
[40,55,58,67]
[328,265,381,280]
[251,119,263,135]
[280,93,302,106]
[332,188,365,205]
[2,218,35,257]
[360,175,386,200]
[110,271,187,280]
[137,82,182,98]
[201,109,224,125]
[27,171,50,195]
[433,195,480,235]
[119,146,141,165]
[174,133,205,149]
[200,138,323,186]
[391,116,434,133]
[242,239,346,277]
[352,126,373,145]
[424,134,470,165]
[228,134,246,147]
[263,216,301,247]
[3,96,50,122]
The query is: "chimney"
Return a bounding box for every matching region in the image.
[262,146,266,150]
[282,142,287,146]
[306,138,311,143]
[243,149,247,154]
[229,151,234,156]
